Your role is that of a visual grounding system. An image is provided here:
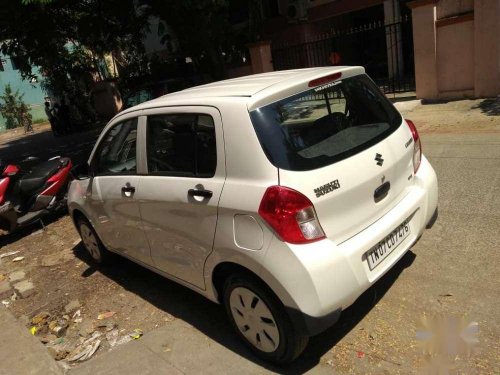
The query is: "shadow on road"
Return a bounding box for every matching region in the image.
[472,97,500,116]
[73,243,416,373]
[0,127,100,165]
[0,211,66,247]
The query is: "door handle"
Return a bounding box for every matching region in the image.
[121,185,136,196]
[188,188,213,198]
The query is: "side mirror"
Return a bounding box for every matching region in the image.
[71,163,92,180]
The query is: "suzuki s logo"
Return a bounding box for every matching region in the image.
[375,153,384,166]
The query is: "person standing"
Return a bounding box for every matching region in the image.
[22,111,33,134]
[59,99,72,134]
[45,101,59,136]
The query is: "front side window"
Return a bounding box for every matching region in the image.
[250,74,402,171]
[94,118,138,175]
[146,113,216,177]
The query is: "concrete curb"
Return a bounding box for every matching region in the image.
[0,308,63,375]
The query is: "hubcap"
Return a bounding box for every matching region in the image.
[80,224,100,260]
[229,287,280,352]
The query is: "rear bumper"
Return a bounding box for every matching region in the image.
[262,156,438,336]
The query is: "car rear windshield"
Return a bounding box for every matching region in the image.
[250,74,402,171]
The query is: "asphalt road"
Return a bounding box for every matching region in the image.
[0,128,498,374]
[0,127,101,166]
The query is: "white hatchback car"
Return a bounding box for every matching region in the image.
[69,66,438,363]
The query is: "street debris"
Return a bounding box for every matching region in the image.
[64,299,81,314]
[0,251,20,259]
[68,339,101,362]
[72,309,82,323]
[11,256,25,262]
[31,312,50,326]
[97,311,116,320]
[30,326,37,335]
[129,328,143,340]
[106,329,119,347]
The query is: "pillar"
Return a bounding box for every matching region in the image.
[247,41,274,74]
[408,0,439,99]
[384,0,404,79]
[474,0,500,97]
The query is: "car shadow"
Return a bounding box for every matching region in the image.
[72,242,416,373]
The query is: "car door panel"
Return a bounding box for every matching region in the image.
[135,107,225,289]
[139,177,223,287]
[86,117,152,266]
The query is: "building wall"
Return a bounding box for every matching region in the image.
[0,54,47,131]
[436,0,473,18]
[436,18,474,93]
[409,0,500,99]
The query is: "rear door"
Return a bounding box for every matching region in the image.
[250,74,415,243]
[135,106,225,289]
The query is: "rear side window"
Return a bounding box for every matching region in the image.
[146,114,217,177]
[250,74,402,171]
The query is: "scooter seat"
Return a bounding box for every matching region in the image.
[18,159,62,195]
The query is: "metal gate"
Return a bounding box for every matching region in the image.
[271,15,415,94]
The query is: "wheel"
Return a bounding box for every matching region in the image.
[223,274,309,364]
[77,217,111,264]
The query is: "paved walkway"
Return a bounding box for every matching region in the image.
[0,308,62,375]
[0,306,327,375]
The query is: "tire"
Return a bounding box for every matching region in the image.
[223,274,309,364]
[76,217,112,264]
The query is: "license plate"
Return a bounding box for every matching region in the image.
[366,220,410,270]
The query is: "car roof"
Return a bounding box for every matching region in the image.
[117,66,365,116]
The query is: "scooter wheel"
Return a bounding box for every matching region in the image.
[77,218,112,264]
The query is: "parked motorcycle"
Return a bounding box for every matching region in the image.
[0,156,72,233]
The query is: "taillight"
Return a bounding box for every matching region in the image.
[308,72,342,88]
[258,186,325,244]
[406,119,422,173]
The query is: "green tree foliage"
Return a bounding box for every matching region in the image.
[148,0,233,80]
[0,0,149,118]
[0,84,31,129]
[0,0,265,112]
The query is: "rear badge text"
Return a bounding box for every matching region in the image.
[314,180,340,198]
[314,80,341,92]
